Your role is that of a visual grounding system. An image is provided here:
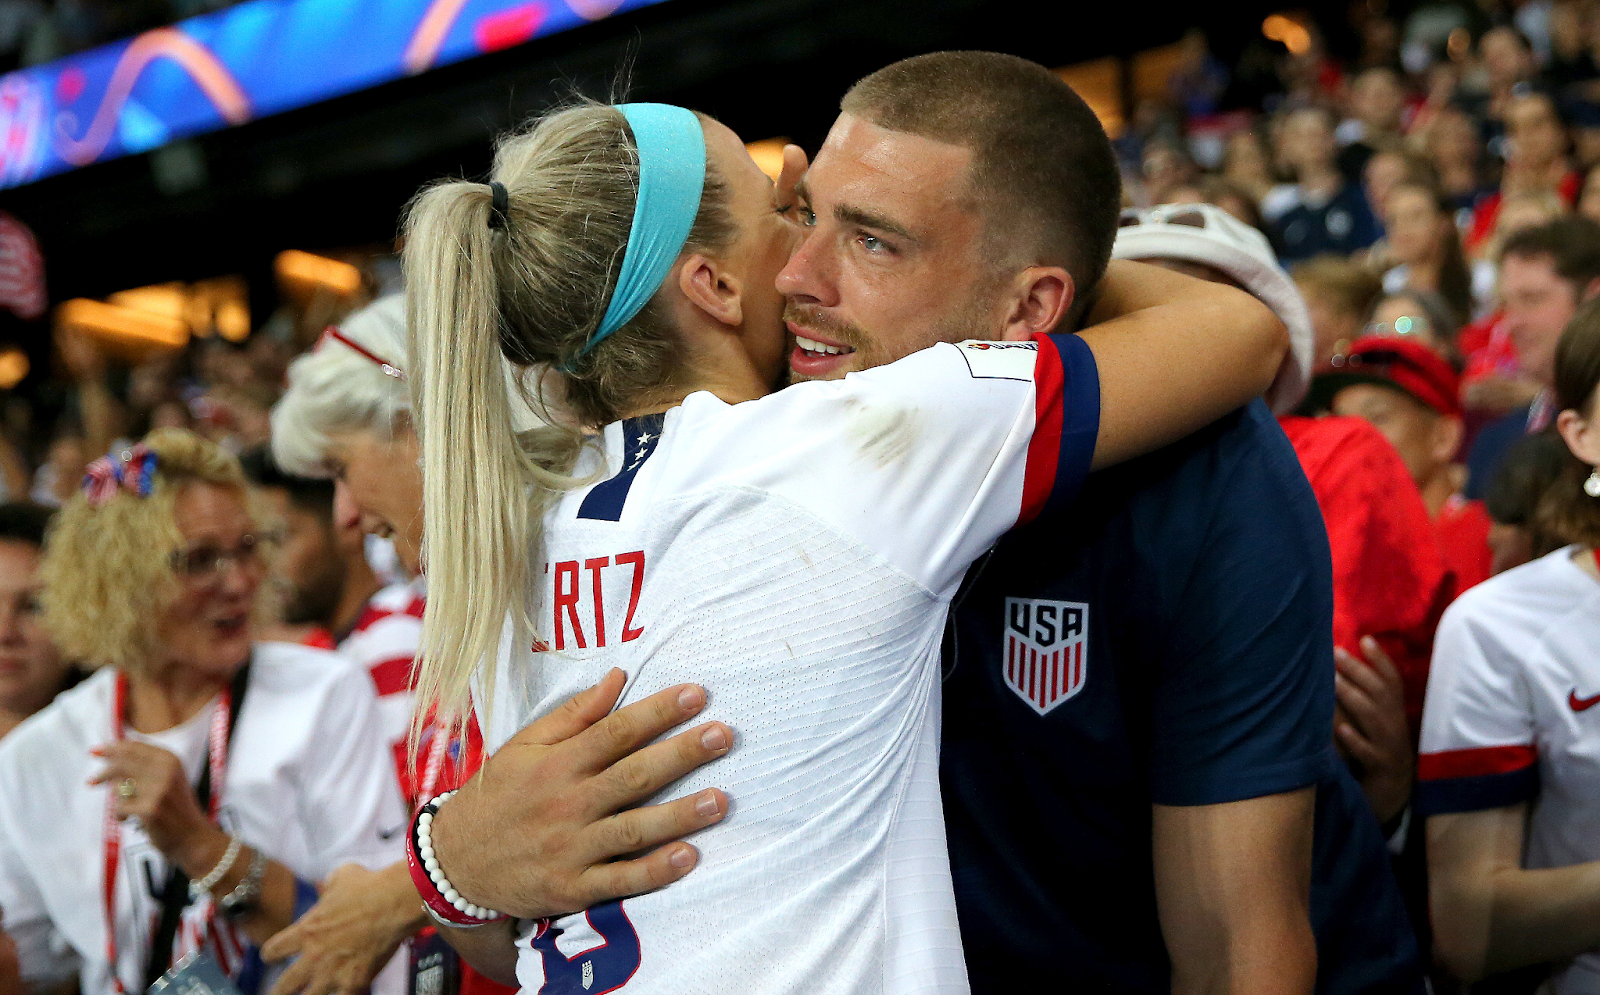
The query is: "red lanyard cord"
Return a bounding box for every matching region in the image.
[102,672,236,994]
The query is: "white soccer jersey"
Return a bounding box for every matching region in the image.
[1419,546,1600,994]
[0,643,408,995]
[480,335,1099,995]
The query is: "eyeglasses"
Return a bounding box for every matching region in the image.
[1364,314,1433,339]
[168,533,278,580]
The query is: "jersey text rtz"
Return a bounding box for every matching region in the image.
[544,552,646,650]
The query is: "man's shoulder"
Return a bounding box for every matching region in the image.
[990,400,1321,583]
[1055,401,1308,522]
[1282,414,1414,495]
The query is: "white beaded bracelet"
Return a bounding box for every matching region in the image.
[189,834,243,899]
[411,791,505,925]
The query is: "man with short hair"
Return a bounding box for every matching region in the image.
[1466,216,1600,497]
[1337,66,1407,182]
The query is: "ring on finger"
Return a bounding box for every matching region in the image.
[116,778,138,800]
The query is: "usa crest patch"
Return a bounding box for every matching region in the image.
[1003,597,1088,714]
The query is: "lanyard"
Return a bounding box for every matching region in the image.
[419,719,451,806]
[102,669,239,995]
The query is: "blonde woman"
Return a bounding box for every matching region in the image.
[0,428,406,995]
[402,89,1286,992]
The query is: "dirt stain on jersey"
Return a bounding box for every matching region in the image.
[842,396,919,468]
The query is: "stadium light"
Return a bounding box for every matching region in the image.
[276,249,362,297]
[55,298,190,352]
[1263,14,1312,55]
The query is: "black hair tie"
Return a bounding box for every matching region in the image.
[487,180,510,230]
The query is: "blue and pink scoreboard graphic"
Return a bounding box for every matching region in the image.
[0,0,672,191]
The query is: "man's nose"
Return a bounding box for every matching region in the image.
[776,230,836,307]
[0,605,23,646]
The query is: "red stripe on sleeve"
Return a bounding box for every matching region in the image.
[369,654,419,697]
[1019,335,1066,526]
[1418,744,1537,781]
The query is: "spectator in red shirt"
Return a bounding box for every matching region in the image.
[1315,337,1496,595]
[1277,413,1453,739]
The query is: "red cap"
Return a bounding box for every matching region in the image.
[1317,337,1463,418]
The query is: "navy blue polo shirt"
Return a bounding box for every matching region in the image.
[941,399,1422,994]
[1274,183,1381,264]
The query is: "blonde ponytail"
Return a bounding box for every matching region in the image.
[404,102,737,750]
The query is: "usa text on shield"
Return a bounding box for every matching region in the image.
[1003,597,1088,715]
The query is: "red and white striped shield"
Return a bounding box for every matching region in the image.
[1002,597,1088,715]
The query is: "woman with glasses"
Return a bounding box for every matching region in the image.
[0,428,406,995]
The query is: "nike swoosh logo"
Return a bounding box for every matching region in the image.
[1570,689,1600,712]
[378,823,407,841]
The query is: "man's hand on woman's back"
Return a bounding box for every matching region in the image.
[430,669,734,918]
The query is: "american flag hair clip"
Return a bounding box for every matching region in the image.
[82,444,157,507]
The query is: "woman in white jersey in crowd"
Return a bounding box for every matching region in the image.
[402,102,1286,993]
[1421,298,1600,992]
[0,428,406,995]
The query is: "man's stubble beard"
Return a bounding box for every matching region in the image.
[781,289,1002,384]
[280,557,348,628]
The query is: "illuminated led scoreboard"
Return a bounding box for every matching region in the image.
[0,0,672,190]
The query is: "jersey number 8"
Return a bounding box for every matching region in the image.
[531,900,641,993]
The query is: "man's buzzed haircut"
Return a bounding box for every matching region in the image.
[1502,216,1600,294]
[841,51,1123,321]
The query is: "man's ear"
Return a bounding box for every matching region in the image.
[1583,275,1600,303]
[1433,414,1465,464]
[677,253,743,328]
[998,267,1074,342]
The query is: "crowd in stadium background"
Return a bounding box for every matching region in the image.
[4,0,1600,992]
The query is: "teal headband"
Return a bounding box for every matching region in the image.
[579,103,707,357]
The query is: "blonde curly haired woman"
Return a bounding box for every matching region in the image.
[0,428,406,995]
